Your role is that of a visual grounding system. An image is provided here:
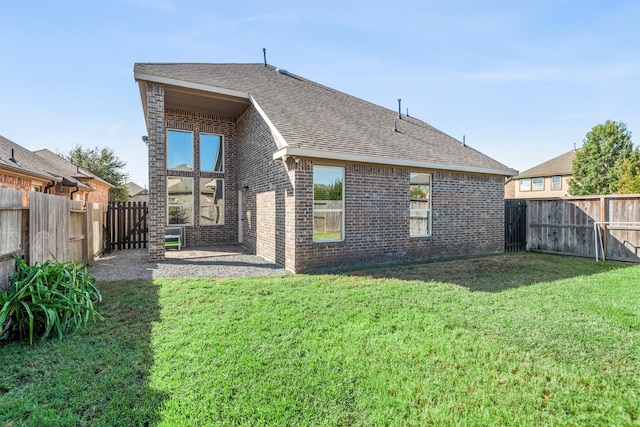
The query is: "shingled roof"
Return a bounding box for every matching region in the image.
[0,136,96,190]
[0,135,60,182]
[518,149,576,178]
[134,63,516,176]
[33,149,112,189]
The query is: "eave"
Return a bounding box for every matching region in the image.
[273,147,518,177]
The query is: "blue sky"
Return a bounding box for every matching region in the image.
[1,0,638,188]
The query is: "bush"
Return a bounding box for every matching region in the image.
[0,255,103,345]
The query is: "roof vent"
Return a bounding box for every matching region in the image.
[276,68,289,75]
[397,99,402,119]
[9,148,16,163]
[462,135,466,147]
[262,48,267,67]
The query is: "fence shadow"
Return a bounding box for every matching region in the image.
[0,281,166,425]
[340,252,635,293]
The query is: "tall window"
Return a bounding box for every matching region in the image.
[313,166,344,242]
[410,172,431,237]
[200,133,223,172]
[200,178,224,225]
[551,176,562,191]
[519,178,531,192]
[167,177,193,225]
[167,130,193,171]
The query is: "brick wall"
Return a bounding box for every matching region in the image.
[235,106,294,268]
[0,172,33,205]
[164,107,238,246]
[292,160,505,272]
[146,83,166,260]
[87,180,110,205]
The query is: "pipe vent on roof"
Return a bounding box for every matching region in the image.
[9,148,16,163]
[276,68,289,75]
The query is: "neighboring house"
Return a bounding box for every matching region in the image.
[0,136,108,204]
[33,149,113,205]
[134,63,517,272]
[125,181,149,203]
[506,150,576,199]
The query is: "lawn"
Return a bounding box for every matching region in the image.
[1,253,639,426]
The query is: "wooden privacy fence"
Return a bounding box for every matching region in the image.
[527,195,640,263]
[0,188,107,290]
[106,201,148,251]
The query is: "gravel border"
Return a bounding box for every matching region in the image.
[87,249,290,281]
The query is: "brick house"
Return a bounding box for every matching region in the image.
[505,149,576,199]
[134,63,517,272]
[33,149,113,205]
[0,135,111,205]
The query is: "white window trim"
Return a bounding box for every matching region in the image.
[200,132,224,173]
[551,176,562,191]
[313,166,345,243]
[519,178,531,192]
[410,172,432,237]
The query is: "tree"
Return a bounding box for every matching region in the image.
[569,120,637,196]
[63,144,130,202]
[615,153,640,194]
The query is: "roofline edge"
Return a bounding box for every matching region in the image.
[133,72,250,99]
[273,147,518,176]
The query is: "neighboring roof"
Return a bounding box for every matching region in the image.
[518,149,577,179]
[0,135,61,182]
[33,149,113,189]
[134,63,517,176]
[125,181,147,196]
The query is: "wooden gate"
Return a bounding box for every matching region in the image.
[505,199,527,252]
[106,202,148,251]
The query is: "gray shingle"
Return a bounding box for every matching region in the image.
[134,63,516,176]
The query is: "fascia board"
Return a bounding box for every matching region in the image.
[133,72,250,99]
[0,164,60,183]
[249,95,288,149]
[273,147,518,177]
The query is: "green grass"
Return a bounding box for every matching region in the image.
[1,253,639,426]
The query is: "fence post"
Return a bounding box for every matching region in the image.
[600,196,607,259]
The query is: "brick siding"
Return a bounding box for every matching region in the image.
[145,92,505,270]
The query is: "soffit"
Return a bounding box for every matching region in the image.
[164,84,250,117]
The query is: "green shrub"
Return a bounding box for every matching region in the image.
[0,254,103,345]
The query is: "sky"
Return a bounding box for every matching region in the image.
[1,0,639,188]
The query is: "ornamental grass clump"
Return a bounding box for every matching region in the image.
[0,254,103,345]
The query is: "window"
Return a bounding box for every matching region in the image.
[200,133,223,172]
[519,178,531,192]
[532,177,544,191]
[551,176,562,191]
[167,130,193,171]
[200,178,224,225]
[313,166,344,242]
[167,177,193,225]
[410,172,431,237]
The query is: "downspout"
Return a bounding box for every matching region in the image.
[44,181,56,194]
[70,186,79,200]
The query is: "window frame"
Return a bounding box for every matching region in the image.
[167,176,194,226]
[519,178,531,192]
[313,165,345,243]
[199,133,224,173]
[167,129,194,172]
[410,172,432,237]
[532,177,544,191]
[199,178,225,225]
[551,175,562,191]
